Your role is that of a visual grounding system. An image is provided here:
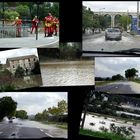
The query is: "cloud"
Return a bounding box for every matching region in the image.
[83,1,139,12]
[0,92,67,115]
[0,48,38,64]
[95,57,140,77]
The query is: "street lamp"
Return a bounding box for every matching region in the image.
[35,2,43,40]
[137,1,139,32]
[2,1,4,28]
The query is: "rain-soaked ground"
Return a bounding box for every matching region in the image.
[81,113,140,140]
[40,60,95,86]
[83,32,140,52]
[1,117,67,138]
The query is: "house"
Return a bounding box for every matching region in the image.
[6,55,38,74]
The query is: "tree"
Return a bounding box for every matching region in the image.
[82,5,94,33]
[125,68,138,80]
[0,96,17,120]
[58,100,67,114]
[112,74,124,81]
[15,110,28,119]
[15,66,25,78]
[4,10,19,20]
[119,15,131,31]
[16,5,30,18]
[31,61,41,75]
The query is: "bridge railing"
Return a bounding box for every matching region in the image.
[0,25,30,38]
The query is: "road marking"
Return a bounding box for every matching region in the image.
[36,39,59,48]
[39,129,54,138]
[45,132,54,138]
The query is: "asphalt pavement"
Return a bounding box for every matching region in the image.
[95,81,140,94]
[0,119,67,139]
[0,33,59,48]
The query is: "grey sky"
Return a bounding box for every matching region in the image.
[95,57,140,77]
[83,1,139,12]
[0,92,67,115]
[0,48,38,64]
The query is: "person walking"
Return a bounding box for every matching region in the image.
[44,13,53,37]
[13,16,22,37]
[31,16,39,34]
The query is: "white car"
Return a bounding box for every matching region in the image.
[105,28,122,41]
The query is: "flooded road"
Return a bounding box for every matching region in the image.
[40,61,95,86]
[81,113,140,140]
[0,118,67,138]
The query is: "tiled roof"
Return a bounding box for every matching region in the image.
[7,55,37,61]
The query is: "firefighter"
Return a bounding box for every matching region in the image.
[52,17,59,36]
[31,16,39,34]
[44,13,53,37]
[13,16,22,37]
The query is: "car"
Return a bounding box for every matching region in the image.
[105,28,122,41]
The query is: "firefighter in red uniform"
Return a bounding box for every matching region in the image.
[31,16,39,34]
[44,13,53,37]
[13,16,22,37]
[52,17,59,36]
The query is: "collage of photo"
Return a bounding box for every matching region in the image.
[0,1,140,140]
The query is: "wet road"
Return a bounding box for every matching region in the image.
[83,32,140,52]
[95,81,140,94]
[0,119,67,138]
[40,61,95,86]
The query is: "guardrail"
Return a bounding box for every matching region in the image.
[0,25,30,38]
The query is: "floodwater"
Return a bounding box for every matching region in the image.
[81,113,140,140]
[40,61,95,86]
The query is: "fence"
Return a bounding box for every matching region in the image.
[0,25,30,38]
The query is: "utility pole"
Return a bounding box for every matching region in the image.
[137,1,139,33]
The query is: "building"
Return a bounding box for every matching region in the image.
[6,55,38,74]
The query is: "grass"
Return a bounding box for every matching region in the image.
[131,79,140,84]
[40,121,67,129]
[95,81,116,86]
[79,129,133,140]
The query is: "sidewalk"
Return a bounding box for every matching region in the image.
[0,33,59,48]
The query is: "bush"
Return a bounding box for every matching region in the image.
[4,10,19,20]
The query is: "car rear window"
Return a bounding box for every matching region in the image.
[107,28,120,32]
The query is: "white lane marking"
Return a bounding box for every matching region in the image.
[45,132,54,138]
[39,129,54,138]
[0,132,3,135]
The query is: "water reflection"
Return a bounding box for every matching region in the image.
[40,61,95,86]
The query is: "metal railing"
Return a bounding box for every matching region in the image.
[0,25,30,38]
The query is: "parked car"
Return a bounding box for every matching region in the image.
[105,28,122,41]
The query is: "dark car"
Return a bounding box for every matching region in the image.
[105,28,122,41]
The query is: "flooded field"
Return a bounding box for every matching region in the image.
[81,113,140,140]
[40,61,95,86]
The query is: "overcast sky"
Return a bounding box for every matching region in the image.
[83,1,140,12]
[0,92,67,115]
[95,57,140,77]
[0,48,38,64]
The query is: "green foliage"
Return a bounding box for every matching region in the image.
[16,5,30,17]
[82,5,94,32]
[119,15,132,31]
[15,66,25,78]
[80,129,133,140]
[15,110,28,119]
[112,74,124,81]
[4,10,19,20]
[0,96,17,120]
[125,68,138,80]
[35,100,67,121]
